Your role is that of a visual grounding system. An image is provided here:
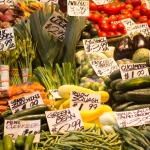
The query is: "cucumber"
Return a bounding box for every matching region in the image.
[15,135,27,148]
[3,135,13,150]
[0,140,4,150]
[24,134,35,150]
[116,76,150,91]
[110,78,122,90]
[6,104,49,119]
[110,69,121,80]
[104,77,112,87]
[105,88,115,98]
[125,88,150,103]
[113,91,128,102]
[114,101,135,111]
[112,101,125,110]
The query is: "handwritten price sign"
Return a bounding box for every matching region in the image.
[43,11,68,41]
[45,107,84,134]
[70,91,100,110]
[121,18,135,30]
[49,89,62,99]
[4,120,40,142]
[83,37,109,54]
[90,58,119,77]
[119,63,149,80]
[145,0,150,9]
[115,108,150,128]
[92,0,113,5]
[67,0,89,16]
[0,0,14,6]
[0,27,15,51]
[37,0,58,5]
[8,91,44,114]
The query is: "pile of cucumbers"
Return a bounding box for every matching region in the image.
[104,68,150,111]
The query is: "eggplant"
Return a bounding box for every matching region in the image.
[132,33,149,52]
[114,35,133,61]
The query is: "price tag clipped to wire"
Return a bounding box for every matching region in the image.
[0,27,15,51]
[145,0,150,9]
[8,91,44,114]
[45,107,84,134]
[92,0,113,5]
[119,62,149,80]
[83,37,109,54]
[43,11,68,41]
[49,89,62,99]
[4,120,40,142]
[67,0,89,16]
[70,91,100,110]
[114,108,150,128]
[90,58,119,77]
[120,18,135,30]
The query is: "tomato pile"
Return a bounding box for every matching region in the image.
[87,0,150,37]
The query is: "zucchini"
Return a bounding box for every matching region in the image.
[6,104,49,119]
[125,88,150,103]
[104,77,112,87]
[110,78,122,90]
[24,134,35,150]
[0,140,4,150]
[113,91,128,102]
[116,76,150,91]
[3,135,13,150]
[110,69,121,80]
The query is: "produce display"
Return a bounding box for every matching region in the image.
[0,0,150,149]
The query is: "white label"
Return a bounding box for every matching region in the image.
[92,0,113,5]
[121,18,135,30]
[70,91,100,110]
[67,0,89,16]
[37,0,58,5]
[119,63,149,80]
[0,65,9,89]
[43,11,68,41]
[21,68,29,83]
[0,27,15,51]
[115,108,150,128]
[83,37,109,54]
[145,0,150,9]
[129,23,149,30]
[8,91,44,114]
[0,0,14,6]
[4,120,40,142]
[90,58,119,77]
[45,107,84,134]
[49,89,62,99]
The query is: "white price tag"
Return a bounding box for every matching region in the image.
[0,0,14,6]
[83,37,109,54]
[37,0,58,5]
[4,120,40,143]
[45,107,84,134]
[67,0,89,16]
[8,91,44,114]
[49,89,62,99]
[115,108,150,128]
[0,27,15,51]
[90,58,119,77]
[43,11,68,41]
[121,18,135,30]
[92,0,113,5]
[119,63,149,80]
[145,0,150,9]
[70,91,100,110]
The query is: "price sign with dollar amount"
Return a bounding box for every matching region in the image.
[70,90,101,111]
[49,89,62,99]
[119,62,149,80]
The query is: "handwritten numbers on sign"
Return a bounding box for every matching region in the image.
[92,0,113,5]
[45,107,84,134]
[0,0,13,6]
[121,18,135,30]
[119,63,149,80]
[43,11,68,41]
[70,91,100,110]
[49,89,62,99]
[67,0,89,16]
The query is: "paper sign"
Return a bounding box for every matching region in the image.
[119,62,149,80]
[45,107,84,134]
[90,58,119,77]
[121,18,135,30]
[49,89,62,99]
[70,91,100,110]
[0,0,14,6]
[4,119,40,142]
[145,0,150,9]
[92,0,113,5]
[0,27,15,51]
[129,23,149,30]
[43,11,68,41]
[8,91,44,114]
[37,0,58,5]
[83,37,109,54]
[115,108,150,128]
[67,0,89,16]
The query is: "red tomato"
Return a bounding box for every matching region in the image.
[109,24,117,32]
[97,5,103,12]
[117,14,126,20]
[100,23,110,32]
[126,7,133,13]
[98,17,109,27]
[125,13,133,18]
[140,3,148,16]
[117,22,125,31]
[98,31,107,37]
[134,5,141,10]
[147,10,150,19]
[120,2,126,10]
[131,0,141,7]
[121,9,130,14]
[135,21,141,24]
[116,3,121,13]
[126,4,134,10]
[138,16,148,23]
[108,3,119,15]
[103,4,110,14]
[125,0,131,4]
[86,12,93,20]
[115,31,122,35]
[109,15,117,22]
[94,24,100,30]
[90,13,101,23]
[89,1,97,11]
[147,19,150,28]
[132,10,141,19]
[122,29,127,34]
[107,31,115,36]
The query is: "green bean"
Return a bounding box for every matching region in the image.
[108,134,120,143]
[109,141,122,146]
[104,133,118,143]
[99,126,107,136]
[43,138,53,147]
[53,143,73,148]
